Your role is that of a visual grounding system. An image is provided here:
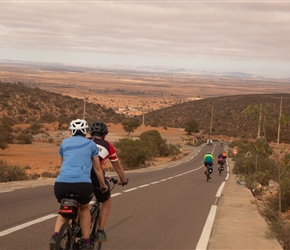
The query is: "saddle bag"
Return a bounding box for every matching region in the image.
[58,198,79,219]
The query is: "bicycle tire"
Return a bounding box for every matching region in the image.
[97,242,103,250]
[55,222,72,250]
[91,203,104,250]
[90,203,100,242]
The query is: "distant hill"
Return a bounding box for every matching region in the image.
[0,81,125,126]
[137,93,290,143]
[1,81,290,143]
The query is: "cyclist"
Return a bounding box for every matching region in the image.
[217,152,225,173]
[222,151,227,162]
[204,151,214,178]
[88,121,128,243]
[221,140,224,147]
[49,119,108,250]
[217,152,224,165]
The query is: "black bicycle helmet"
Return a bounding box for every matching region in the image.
[90,121,108,136]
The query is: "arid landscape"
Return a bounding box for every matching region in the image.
[1,61,290,117]
[1,61,290,176]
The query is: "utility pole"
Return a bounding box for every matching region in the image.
[257,103,262,139]
[277,96,283,219]
[141,101,145,133]
[210,103,214,134]
[277,97,283,145]
[83,92,87,119]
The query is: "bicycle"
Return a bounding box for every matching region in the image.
[54,176,120,250]
[205,164,213,182]
[217,163,224,176]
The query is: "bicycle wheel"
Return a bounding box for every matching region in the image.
[206,170,209,182]
[90,203,103,250]
[90,202,100,242]
[55,222,72,250]
[97,242,103,250]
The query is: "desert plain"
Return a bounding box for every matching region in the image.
[1,62,290,176]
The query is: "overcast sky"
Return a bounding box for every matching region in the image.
[1,1,290,78]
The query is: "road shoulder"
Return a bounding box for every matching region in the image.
[207,161,282,250]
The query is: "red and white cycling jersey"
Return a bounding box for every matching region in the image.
[88,136,118,167]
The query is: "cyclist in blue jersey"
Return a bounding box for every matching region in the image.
[49,119,108,250]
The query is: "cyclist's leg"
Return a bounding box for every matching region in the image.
[98,197,111,231]
[52,183,71,233]
[51,183,71,249]
[76,183,94,241]
[79,203,91,239]
[92,176,110,242]
[54,214,68,233]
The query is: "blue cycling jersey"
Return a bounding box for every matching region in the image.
[56,135,99,183]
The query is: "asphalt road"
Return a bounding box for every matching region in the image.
[0,143,226,250]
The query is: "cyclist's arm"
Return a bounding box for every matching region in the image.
[92,156,108,191]
[111,160,127,185]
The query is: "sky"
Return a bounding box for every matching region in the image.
[1,1,290,78]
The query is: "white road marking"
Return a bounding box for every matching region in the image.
[0,190,13,193]
[216,181,226,198]
[138,184,150,188]
[123,187,138,192]
[111,193,122,197]
[195,205,217,250]
[0,214,58,237]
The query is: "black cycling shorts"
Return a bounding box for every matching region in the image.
[204,161,213,167]
[54,182,94,205]
[91,170,111,203]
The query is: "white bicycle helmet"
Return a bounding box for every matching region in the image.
[69,119,89,135]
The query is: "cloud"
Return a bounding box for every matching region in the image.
[0,1,290,76]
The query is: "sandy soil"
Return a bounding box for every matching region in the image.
[0,123,189,176]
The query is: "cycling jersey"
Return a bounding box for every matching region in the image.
[204,154,213,163]
[56,135,99,183]
[89,136,118,166]
[89,136,119,202]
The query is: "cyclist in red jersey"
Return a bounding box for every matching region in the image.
[88,121,128,243]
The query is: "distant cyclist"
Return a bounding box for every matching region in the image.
[221,140,224,147]
[204,151,214,178]
[88,121,128,243]
[217,152,224,166]
[222,151,227,162]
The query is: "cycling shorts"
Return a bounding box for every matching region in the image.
[91,170,111,203]
[204,161,213,167]
[54,182,94,205]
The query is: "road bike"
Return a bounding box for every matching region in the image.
[218,163,224,176]
[205,164,213,182]
[54,176,119,250]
